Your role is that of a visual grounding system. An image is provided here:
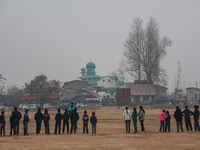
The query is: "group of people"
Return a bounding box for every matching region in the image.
[123,106,145,133]
[159,105,200,133]
[0,103,97,136]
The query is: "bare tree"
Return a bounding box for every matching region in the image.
[25,74,60,109]
[174,62,183,100]
[123,17,172,85]
[0,74,6,94]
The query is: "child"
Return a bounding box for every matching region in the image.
[123,107,131,133]
[0,111,6,136]
[62,108,69,134]
[159,110,166,132]
[54,109,63,135]
[43,109,50,134]
[131,108,137,133]
[82,110,89,134]
[165,111,171,132]
[23,109,30,136]
[90,111,97,134]
[193,105,200,132]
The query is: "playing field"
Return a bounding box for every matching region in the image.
[0,106,200,150]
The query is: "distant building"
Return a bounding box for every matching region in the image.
[186,87,200,105]
[126,82,156,105]
[154,85,168,102]
[62,80,88,94]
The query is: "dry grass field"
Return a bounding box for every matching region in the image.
[0,106,200,150]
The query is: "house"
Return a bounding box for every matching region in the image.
[62,80,88,94]
[154,85,168,102]
[186,87,200,105]
[126,82,156,105]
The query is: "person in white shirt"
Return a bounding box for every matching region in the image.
[123,107,131,133]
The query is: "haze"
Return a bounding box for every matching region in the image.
[0,0,200,92]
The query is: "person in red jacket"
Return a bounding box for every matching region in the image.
[159,110,167,132]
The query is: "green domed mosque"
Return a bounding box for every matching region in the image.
[80,62,100,85]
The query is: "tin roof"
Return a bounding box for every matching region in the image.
[126,82,156,96]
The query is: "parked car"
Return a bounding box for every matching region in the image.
[56,103,69,110]
[18,104,29,110]
[43,103,53,109]
[29,104,37,110]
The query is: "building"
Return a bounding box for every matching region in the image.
[186,87,200,105]
[154,85,168,102]
[126,82,156,105]
[62,80,88,94]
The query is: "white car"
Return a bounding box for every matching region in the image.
[18,104,29,110]
[29,104,37,110]
[43,103,53,109]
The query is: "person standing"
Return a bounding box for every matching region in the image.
[23,109,30,136]
[90,111,97,134]
[34,108,43,135]
[174,106,183,132]
[193,105,200,132]
[12,107,22,136]
[82,110,89,134]
[70,108,79,134]
[183,106,193,131]
[131,108,138,133]
[9,111,14,136]
[54,109,63,135]
[165,111,171,132]
[62,108,69,134]
[159,110,166,132]
[68,102,76,114]
[0,111,6,136]
[123,107,131,133]
[43,108,50,134]
[139,106,145,132]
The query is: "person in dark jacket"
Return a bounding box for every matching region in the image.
[43,108,50,134]
[165,111,171,132]
[183,106,193,131]
[82,110,89,134]
[62,108,69,134]
[34,108,43,135]
[10,111,14,136]
[90,111,97,134]
[12,107,22,136]
[174,106,183,132]
[193,105,200,132]
[0,111,6,136]
[23,109,30,136]
[139,106,145,132]
[70,108,79,134]
[54,109,63,134]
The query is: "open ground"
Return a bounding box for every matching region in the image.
[0,106,200,150]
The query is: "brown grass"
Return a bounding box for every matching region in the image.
[0,106,200,150]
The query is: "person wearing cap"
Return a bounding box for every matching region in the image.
[183,106,193,131]
[34,108,43,135]
[12,107,22,136]
[70,108,79,134]
[90,111,97,134]
[54,109,63,135]
[43,108,50,134]
[23,109,30,136]
[82,110,89,134]
[193,105,200,132]
[0,111,6,136]
[62,108,69,134]
[174,106,183,132]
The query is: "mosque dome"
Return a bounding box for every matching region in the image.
[86,62,96,69]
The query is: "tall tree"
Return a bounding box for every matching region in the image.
[123,17,172,85]
[0,74,6,94]
[7,85,23,104]
[24,74,60,108]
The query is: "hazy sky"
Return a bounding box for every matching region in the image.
[0,0,200,92]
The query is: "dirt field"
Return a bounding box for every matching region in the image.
[0,106,200,150]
